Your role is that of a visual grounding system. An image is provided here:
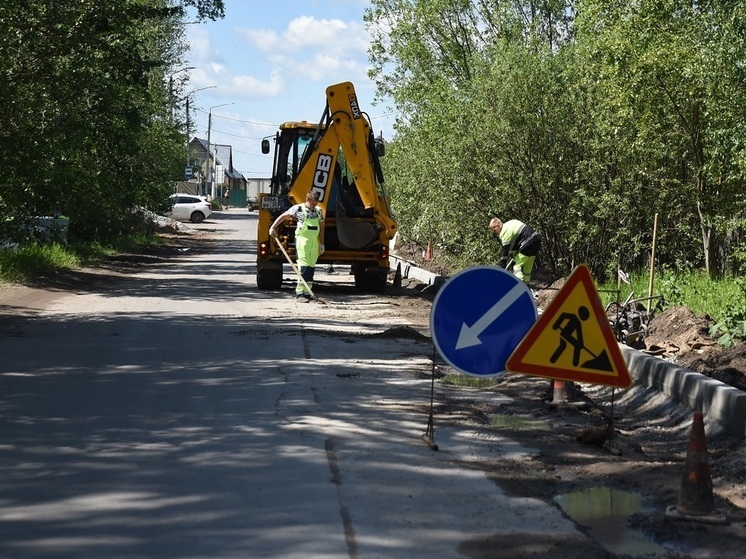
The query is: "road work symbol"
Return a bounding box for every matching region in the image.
[507,265,632,388]
[431,266,537,377]
[549,306,613,371]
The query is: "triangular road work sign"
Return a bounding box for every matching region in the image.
[507,264,632,388]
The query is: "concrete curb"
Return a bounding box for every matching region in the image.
[620,345,746,438]
[390,255,443,287]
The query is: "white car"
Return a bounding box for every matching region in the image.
[168,194,212,223]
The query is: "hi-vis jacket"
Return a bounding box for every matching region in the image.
[498,219,540,267]
[290,204,323,265]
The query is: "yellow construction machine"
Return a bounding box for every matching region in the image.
[256,81,397,292]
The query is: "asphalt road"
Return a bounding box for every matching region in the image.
[0,211,585,559]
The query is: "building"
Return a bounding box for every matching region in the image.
[245,177,272,210]
[182,138,248,206]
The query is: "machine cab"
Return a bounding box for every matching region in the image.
[262,122,319,198]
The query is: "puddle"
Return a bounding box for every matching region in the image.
[490,414,551,431]
[554,487,666,557]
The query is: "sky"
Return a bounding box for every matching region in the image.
[180,0,394,179]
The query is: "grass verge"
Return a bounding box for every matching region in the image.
[598,270,746,346]
[0,234,164,285]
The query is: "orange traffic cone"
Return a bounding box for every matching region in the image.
[553,380,567,402]
[551,380,576,403]
[677,412,715,514]
[425,240,432,261]
[666,411,728,524]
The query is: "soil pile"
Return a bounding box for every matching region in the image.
[643,306,746,392]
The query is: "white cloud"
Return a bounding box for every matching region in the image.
[264,51,367,85]
[209,61,229,76]
[187,27,222,64]
[238,16,370,58]
[239,27,278,49]
[182,3,394,175]
[189,15,371,100]
[228,71,285,98]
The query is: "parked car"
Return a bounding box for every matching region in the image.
[167,194,212,223]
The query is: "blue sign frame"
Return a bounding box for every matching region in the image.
[430,266,537,377]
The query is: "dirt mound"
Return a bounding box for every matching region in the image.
[683,344,746,391]
[644,306,715,355]
[532,283,746,392]
[642,305,746,391]
[534,276,565,309]
[373,325,430,340]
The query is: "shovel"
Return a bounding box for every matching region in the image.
[273,237,327,304]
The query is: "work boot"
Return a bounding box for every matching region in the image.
[296,293,310,303]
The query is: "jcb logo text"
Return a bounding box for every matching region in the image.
[312,154,333,201]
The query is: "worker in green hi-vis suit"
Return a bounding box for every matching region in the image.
[488,217,541,283]
[269,191,325,302]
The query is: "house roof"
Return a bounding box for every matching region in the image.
[190,138,246,181]
[191,138,222,165]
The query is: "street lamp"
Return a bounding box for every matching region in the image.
[207,102,235,198]
[169,66,196,120]
[181,85,217,169]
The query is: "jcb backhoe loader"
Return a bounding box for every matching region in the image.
[256,81,397,292]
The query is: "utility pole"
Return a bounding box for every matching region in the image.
[178,86,216,192]
[206,110,212,197]
[185,95,190,167]
[206,102,234,199]
[168,66,195,122]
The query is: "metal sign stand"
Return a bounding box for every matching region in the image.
[422,345,439,451]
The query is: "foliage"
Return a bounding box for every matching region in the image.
[366,0,746,281]
[575,0,746,278]
[707,277,746,348]
[183,0,224,21]
[0,0,224,244]
[598,269,746,347]
[0,243,80,283]
[0,234,165,284]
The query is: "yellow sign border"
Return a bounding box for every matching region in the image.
[507,265,632,388]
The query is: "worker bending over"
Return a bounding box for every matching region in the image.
[489,217,541,283]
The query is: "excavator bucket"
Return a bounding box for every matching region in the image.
[335,201,378,249]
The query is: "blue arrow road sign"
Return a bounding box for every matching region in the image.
[430,266,537,377]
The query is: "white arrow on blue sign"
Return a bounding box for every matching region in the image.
[430,266,537,377]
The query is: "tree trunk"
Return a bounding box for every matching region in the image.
[696,197,718,278]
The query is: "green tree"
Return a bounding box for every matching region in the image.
[568,0,746,277]
[0,0,224,242]
[368,0,746,279]
[368,1,606,275]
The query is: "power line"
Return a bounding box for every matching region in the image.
[193,107,278,128]
[211,113,279,127]
[202,127,264,140]
[190,122,261,140]
[193,106,398,128]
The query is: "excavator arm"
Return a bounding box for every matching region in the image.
[256,81,397,292]
[287,81,397,240]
